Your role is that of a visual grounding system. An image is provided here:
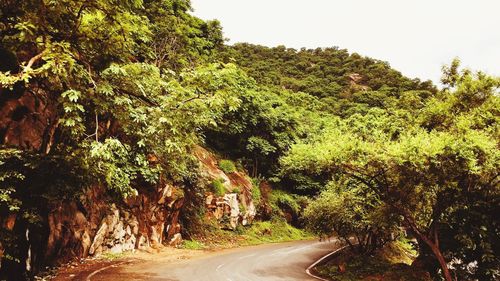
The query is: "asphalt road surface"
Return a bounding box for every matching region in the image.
[87,240,340,281]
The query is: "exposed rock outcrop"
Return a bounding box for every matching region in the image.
[43,182,185,264]
[194,146,257,229]
[0,89,58,153]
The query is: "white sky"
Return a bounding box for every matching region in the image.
[190,0,499,84]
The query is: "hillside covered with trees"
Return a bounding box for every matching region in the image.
[0,1,498,281]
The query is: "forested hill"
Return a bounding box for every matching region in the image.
[218,43,436,99]
[0,1,498,281]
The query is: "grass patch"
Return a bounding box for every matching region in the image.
[188,219,312,249]
[219,159,236,174]
[180,239,207,250]
[239,203,247,213]
[211,178,226,196]
[315,239,429,281]
[100,252,127,260]
[241,219,311,245]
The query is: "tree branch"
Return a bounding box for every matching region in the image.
[24,51,46,70]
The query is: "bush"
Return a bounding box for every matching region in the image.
[179,176,208,239]
[304,182,397,254]
[219,159,236,174]
[315,240,426,281]
[239,203,246,213]
[211,178,226,196]
[251,181,262,206]
[270,189,300,215]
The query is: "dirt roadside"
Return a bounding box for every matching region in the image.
[46,247,213,281]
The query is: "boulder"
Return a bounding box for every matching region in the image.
[169,233,182,247]
[224,194,240,230]
[89,222,107,255]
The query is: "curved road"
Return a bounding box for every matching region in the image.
[87,240,339,281]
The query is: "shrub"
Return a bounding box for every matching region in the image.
[211,178,226,196]
[270,189,300,215]
[181,240,206,250]
[179,177,208,239]
[219,159,236,174]
[315,240,425,281]
[304,183,397,254]
[250,178,262,206]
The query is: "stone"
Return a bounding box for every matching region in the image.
[242,201,256,226]
[104,205,119,233]
[125,234,136,251]
[81,230,91,257]
[169,233,182,247]
[112,221,126,241]
[150,225,163,245]
[122,210,130,220]
[224,193,240,229]
[158,183,173,204]
[213,206,224,220]
[89,222,108,255]
[205,194,214,205]
[137,234,149,249]
[109,244,124,254]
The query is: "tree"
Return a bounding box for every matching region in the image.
[205,85,324,179]
[218,43,436,103]
[0,0,233,276]
[304,178,398,254]
[281,62,499,281]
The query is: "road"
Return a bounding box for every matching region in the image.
[86,240,339,281]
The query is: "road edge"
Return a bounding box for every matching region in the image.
[86,260,131,281]
[305,245,350,281]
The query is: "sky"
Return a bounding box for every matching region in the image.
[190,0,499,85]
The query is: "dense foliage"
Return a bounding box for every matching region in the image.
[1,1,498,280]
[218,43,436,117]
[0,0,229,277]
[304,178,399,254]
[219,44,435,97]
[212,43,439,180]
[283,61,499,280]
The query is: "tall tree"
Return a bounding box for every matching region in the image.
[281,61,499,281]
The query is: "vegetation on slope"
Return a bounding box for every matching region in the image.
[181,218,311,250]
[219,43,436,98]
[285,63,500,280]
[315,239,431,281]
[0,1,498,280]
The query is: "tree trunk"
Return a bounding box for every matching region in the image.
[425,238,453,281]
[411,226,453,281]
[397,209,453,281]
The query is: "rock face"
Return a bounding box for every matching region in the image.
[0,90,57,152]
[194,146,257,229]
[38,146,257,267]
[224,193,240,229]
[44,182,185,264]
[0,145,258,276]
